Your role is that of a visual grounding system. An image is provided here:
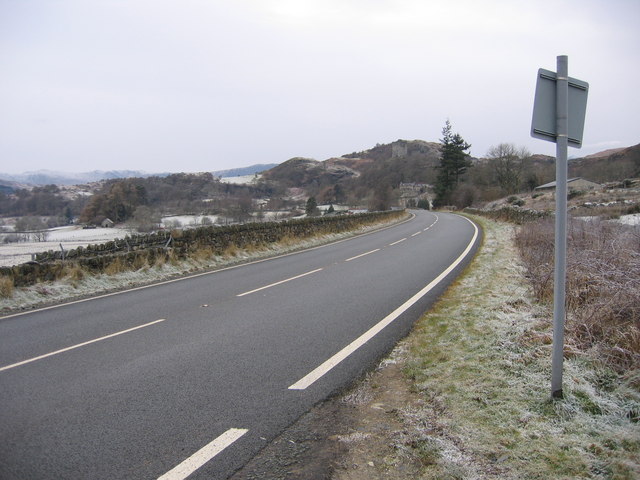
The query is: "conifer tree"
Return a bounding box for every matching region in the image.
[305,196,318,216]
[434,120,471,207]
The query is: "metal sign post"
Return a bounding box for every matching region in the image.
[531,55,588,399]
[552,56,569,399]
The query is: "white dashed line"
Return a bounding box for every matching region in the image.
[389,238,406,246]
[345,249,380,262]
[237,268,323,297]
[0,319,166,373]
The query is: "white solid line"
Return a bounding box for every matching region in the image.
[411,231,421,237]
[288,217,478,390]
[345,249,380,262]
[389,238,406,246]
[0,318,166,373]
[237,268,323,297]
[157,428,248,480]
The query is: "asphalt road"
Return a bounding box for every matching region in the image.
[0,211,480,480]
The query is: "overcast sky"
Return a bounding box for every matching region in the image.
[1,0,638,174]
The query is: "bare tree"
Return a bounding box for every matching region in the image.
[130,206,161,232]
[15,216,49,242]
[486,143,530,195]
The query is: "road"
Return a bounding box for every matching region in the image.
[0,211,480,480]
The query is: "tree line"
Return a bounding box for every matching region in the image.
[0,184,85,220]
[78,173,278,227]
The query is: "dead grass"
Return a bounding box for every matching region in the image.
[516,218,640,371]
[64,265,85,288]
[222,243,239,257]
[0,276,14,298]
[104,257,127,276]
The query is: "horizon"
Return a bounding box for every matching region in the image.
[2,1,638,175]
[0,139,637,179]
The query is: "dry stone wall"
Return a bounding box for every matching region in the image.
[1,212,404,287]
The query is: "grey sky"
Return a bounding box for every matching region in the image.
[1,0,638,174]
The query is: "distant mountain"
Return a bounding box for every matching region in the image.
[0,169,163,186]
[0,164,279,186]
[212,164,279,178]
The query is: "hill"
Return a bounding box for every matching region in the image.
[569,143,640,182]
[261,140,444,208]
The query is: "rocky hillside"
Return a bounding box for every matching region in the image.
[261,140,444,207]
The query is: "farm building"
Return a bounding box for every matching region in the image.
[101,218,115,228]
[535,177,601,192]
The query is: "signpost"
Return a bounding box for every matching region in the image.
[531,56,588,399]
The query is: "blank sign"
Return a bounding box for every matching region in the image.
[531,68,588,148]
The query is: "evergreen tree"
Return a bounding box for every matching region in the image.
[305,196,318,216]
[434,120,471,207]
[417,199,430,210]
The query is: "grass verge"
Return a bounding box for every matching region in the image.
[401,216,639,479]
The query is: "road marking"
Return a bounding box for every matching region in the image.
[411,231,421,237]
[0,319,166,373]
[424,216,439,231]
[237,268,323,297]
[157,428,248,480]
[345,249,380,262]
[389,238,406,246]
[288,217,478,390]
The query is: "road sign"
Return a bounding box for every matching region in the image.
[531,68,589,147]
[531,56,590,399]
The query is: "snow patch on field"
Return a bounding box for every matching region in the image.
[219,175,258,184]
[0,226,131,267]
[161,215,219,227]
[619,213,640,225]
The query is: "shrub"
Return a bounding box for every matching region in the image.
[627,204,640,215]
[568,189,585,200]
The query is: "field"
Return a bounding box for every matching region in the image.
[0,225,131,267]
